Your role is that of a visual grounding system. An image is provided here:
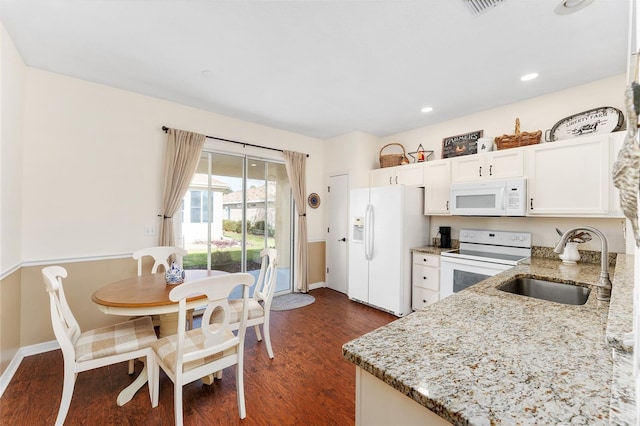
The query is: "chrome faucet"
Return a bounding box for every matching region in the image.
[553,226,612,301]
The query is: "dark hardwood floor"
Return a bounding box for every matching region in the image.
[1,288,396,425]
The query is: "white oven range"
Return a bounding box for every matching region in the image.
[440,229,532,299]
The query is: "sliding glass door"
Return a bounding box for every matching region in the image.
[178,151,292,295]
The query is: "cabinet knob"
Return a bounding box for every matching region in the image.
[423,276,427,280]
[479,166,482,177]
[489,165,493,176]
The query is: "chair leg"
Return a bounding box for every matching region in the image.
[147,354,158,408]
[186,309,194,330]
[254,324,263,342]
[55,370,77,426]
[263,321,274,359]
[236,360,246,419]
[128,359,135,375]
[174,381,183,426]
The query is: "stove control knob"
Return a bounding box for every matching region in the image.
[519,236,526,241]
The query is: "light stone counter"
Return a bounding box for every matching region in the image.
[343,255,636,425]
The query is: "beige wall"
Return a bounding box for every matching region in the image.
[0,271,20,373]
[22,68,326,262]
[307,241,326,285]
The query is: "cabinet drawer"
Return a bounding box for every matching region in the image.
[412,265,439,291]
[412,253,440,268]
[412,287,439,310]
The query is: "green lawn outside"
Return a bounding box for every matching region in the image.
[183,231,274,271]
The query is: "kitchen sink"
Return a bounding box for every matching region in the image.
[498,277,591,305]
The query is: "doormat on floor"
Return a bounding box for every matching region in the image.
[271,293,315,311]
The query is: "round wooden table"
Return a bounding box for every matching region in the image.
[91,269,227,405]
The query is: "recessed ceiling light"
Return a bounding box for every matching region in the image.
[520,73,539,81]
[554,0,594,14]
[421,106,434,113]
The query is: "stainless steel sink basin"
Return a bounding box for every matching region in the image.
[498,277,591,305]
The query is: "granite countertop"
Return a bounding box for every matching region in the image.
[343,254,636,425]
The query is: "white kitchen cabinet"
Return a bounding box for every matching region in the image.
[370,163,424,187]
[412,252,440,310]
[527,134,611,216]
[356,368,449,426]
[451,149,524,183]
[423,159,451,215]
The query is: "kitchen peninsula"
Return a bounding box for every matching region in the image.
[343,255,635,425]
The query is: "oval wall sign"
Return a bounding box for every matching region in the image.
[548,106,624,141]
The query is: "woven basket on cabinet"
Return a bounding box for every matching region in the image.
[494,118,542,150]
[379,143,409,168]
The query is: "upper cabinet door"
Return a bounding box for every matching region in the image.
[370,167,395,187]
[370,164,425,187]
[424,160,451,215]
[451,150,524,183]
[396,163,425,186]
[527,135,610,216]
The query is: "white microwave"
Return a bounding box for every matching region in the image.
[450,178,527,216]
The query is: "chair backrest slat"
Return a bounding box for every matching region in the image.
[133,246,187,276]
[42,266,82,358]
[254,248,278,305]
[168,272,254,374]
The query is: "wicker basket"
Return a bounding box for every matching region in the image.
[379,143,409,168]
[494,118,542,150]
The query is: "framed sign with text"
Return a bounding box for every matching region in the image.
[442,130,483,159]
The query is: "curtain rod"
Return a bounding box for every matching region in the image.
[162,126,309,157]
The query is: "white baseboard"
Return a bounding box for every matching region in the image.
[0,340,59,398]
[308,281,326,291]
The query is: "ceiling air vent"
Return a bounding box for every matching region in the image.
[465,0,504,15]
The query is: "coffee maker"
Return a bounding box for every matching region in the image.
[439,226,451,249]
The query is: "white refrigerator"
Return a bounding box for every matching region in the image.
[348,185,429,317]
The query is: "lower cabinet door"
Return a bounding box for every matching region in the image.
[412,287,439,310]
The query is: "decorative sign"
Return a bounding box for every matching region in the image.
[408,144,434,163]
[442,130,483,159]
[547,106,625,141]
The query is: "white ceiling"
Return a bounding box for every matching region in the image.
[0,0,630,139]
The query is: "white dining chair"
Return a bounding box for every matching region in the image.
[215,248,278,358]
[150,272,254,425]
[42,266,158,426]
[128,246,190,374]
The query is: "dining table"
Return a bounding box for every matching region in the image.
[91,269,228,406]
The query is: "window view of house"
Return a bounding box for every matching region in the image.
[178,151,292,294]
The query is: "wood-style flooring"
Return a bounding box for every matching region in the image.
[1,288,396,425]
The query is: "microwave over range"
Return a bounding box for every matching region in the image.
[450,178,527,217]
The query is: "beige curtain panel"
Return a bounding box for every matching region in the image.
[284,150,308,293]
[159,128,206,246]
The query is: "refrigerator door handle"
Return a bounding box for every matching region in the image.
[364,205,370,260]
[365,204,374,260]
